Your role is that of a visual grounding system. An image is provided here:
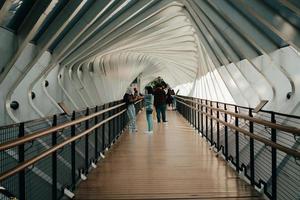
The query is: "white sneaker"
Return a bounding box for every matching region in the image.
[144,130,153,134]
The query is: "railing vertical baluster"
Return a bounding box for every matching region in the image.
[85,108,89,172]
[217,102,220,150]
[122,104,125,132]
[182,101,187,119]
[117,102,119,136]
[71,111,76,188]
[197,100,200,133]
[191,99,193,126]
[186,100,187,120]
[191,99,193,125]
[183,100,185,116]
[205,100,208,139]
[18,123,25,200]
[186,101,191,124]
[191,98,193,126]
[116,102,119,138]
[102,105,106,151]
[271,112,277,200]
[201,99,203,136]
[210,101,213,145]
[192,99,195,127]
[182,100,184,117]
[189,98,193,123]
[94,106,98,159]
[224,104,228,160]
[112,102,116,142]
[183,100,185,119]
[52,115,57,200]
[249,108,255,186]
[189,99,191,124]
[119,103,121,134]
[194,99,196,129]
[189,100,191,124]
[187,99,189,122]
[111,103,114,142]
[191,100,193,126]
[193,100,195,126]
[235,106,239,172]
[117,104,120,137]
[193,99,195,126]
[108,103,112,146]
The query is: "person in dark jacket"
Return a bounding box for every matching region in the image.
[153,84,167,123]
[166,88,173,107]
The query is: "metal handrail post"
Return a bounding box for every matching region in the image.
[235,106,239,172]
[18,122,25,200]
[224,104,228,160]
[52,115,57,200]
[85,108,89,172]
[71,111,76,188]
[249,108,255,186]
[271,112,277,200]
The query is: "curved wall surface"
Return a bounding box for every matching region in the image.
[0,0,300,125]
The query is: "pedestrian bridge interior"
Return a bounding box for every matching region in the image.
[0,0,300,199]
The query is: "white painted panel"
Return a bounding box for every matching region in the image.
[0,28,15,72]
[226,63,260,108]
[8,52,52,122]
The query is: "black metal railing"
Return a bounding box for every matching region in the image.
[0,99,144,200]
[176,95,300,200]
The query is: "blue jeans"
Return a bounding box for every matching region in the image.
[146,112,153,131]
[127,104,136,132]
[156,104,166,122]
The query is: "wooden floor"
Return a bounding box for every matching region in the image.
[75,110,262,200]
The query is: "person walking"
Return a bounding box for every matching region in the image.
[170,89,176,110]
[123,87,137,133]
[166,88,173,108]
[154,84,167,124]
[144,86,154,133]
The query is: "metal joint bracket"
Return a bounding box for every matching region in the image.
[64,188,75,199]
[254,182,264,193]
[100,152,105,159]
[91,162,97,169]
[80,169,87,181]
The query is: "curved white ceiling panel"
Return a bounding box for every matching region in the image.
[1,0,300,125]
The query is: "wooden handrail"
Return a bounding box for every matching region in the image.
[0,102,126,152]
[0,99,142,152]
[176,96,300,136]
[177,95,300,119]
[176,98,300,158]
[0,99,143,182]
[0,109,127,181]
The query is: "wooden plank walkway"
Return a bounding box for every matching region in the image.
[75,110,262,200]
